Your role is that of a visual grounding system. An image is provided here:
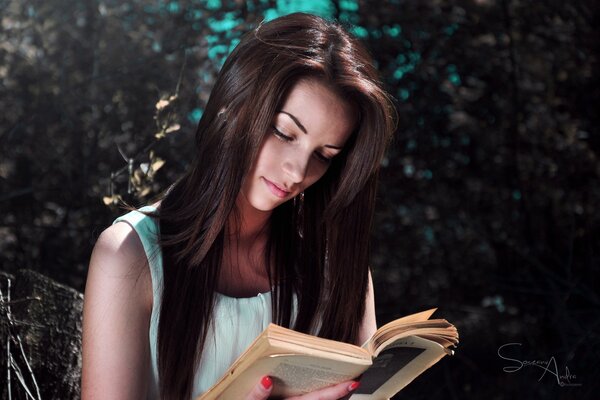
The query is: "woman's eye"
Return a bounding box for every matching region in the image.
[315,152,333,164]
[272,126,293,142]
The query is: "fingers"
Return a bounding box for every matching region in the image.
[244,376,273,400]
[288,380,360,400]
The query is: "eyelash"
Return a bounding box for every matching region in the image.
[271,126,333,164]
[272,126,293,142]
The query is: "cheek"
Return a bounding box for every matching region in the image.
[253,138,279,170]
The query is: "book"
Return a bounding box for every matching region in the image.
[197,308,459,400]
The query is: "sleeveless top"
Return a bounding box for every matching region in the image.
[113,206,282,399]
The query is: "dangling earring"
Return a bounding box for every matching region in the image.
[294,191,305,238]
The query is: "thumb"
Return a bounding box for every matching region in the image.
[245,376,273,400]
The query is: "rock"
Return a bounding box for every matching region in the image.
[0,269,83,400]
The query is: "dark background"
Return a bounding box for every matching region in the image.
[1,0,598,398]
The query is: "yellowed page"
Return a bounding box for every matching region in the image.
[201,354,371,399]
[197,325,372,400]
[372,324,458,353]
[362,309,438,350]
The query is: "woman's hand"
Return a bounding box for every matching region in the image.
[244,376,360,400]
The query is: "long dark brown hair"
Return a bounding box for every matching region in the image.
[156,13,396,399]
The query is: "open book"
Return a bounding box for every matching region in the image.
[197,309,458,400]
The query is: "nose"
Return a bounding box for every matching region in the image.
[282,152,310,185]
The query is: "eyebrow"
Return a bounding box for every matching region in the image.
[279,110,307,134]
[278,110,344,150]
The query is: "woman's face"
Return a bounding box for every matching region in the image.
[240,78,356,214]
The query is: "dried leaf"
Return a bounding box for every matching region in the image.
[165,124,180,134]
[139,187,151,197]
[155,99,169,110]
[132,170,143,185]
[102,195,122,206]
[155,95,177,111]
[151,158,165,172]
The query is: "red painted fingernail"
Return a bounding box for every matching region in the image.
[261,376,273,390]
[348,381,360,391]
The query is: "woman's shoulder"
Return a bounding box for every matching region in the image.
[112,204,160,228]
[98,219,148,258]
[88,220,153,313]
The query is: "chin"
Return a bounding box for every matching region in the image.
[248,200,279,213]
[255,197,292,212]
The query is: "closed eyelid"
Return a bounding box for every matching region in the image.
[273,119,299,138]
[276,110,346,146]
[272,125,293,138]
[278,110,307,134]
[320,149,341,160]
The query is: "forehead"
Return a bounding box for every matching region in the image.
[277,78,356,143]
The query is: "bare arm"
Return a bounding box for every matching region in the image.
[81,222,153,400]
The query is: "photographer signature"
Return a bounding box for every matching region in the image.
[497,343,582,387]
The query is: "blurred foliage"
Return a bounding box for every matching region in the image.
[0,0,598,398]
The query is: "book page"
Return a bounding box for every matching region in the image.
[349,336,448,399]
[361,309,438,350]
[213,354,370,399]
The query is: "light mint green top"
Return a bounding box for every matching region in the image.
[113,206,279,399]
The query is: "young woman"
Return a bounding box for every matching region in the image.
[82,12,396,400]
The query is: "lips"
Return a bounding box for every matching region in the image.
[263,177,290,199]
